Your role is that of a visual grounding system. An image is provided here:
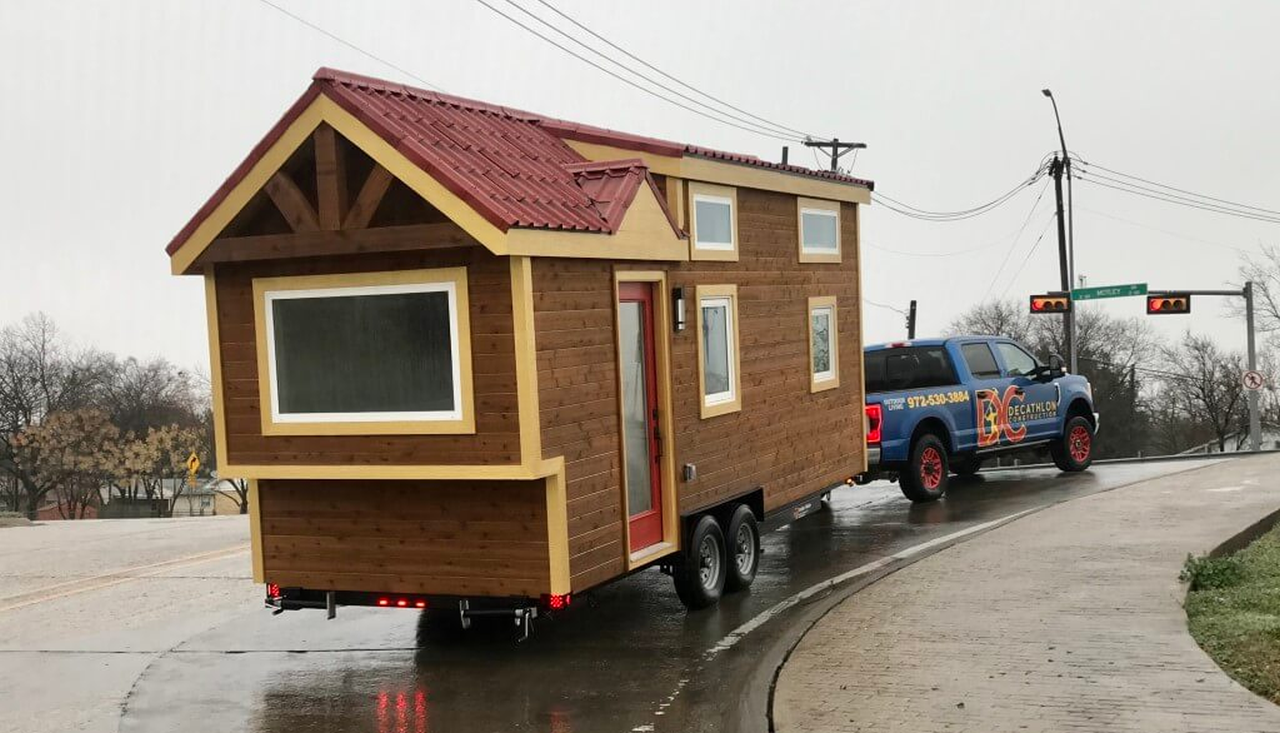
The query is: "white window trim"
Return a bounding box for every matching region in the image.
[692,194,736,251]
[700,296,737,406]
[263,280,463,424]
[800,207,840,254]
[811,305,836,383]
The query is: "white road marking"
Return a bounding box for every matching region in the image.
[1208,485,1244,493]
[705,508,1037,657]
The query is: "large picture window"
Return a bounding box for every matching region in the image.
[688,182,739,261]
[252,268,474,435]
[808,296,839,392]
[696,285,742,418]
[798,197,842,263]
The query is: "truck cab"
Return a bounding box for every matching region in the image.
[860,336,1097,502]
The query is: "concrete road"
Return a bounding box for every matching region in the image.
[0,460,1223,733]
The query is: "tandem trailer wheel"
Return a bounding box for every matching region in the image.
[724,504,760,593]
[673,515,727,610]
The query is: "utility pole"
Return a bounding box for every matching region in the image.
[907,300,917,339]
[1049,155,1073,367]
[803,138,866,173]
[1042,89,1077,374]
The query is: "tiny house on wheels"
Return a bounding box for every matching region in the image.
[167,68,873,633]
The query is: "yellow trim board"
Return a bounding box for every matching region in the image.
[250,267,476,436]
[203,272,230,471]
[687,182,739,262]
[220,460,564,481]
[563,139,872,204]
[614,270,681,563]
[248,478,264,583]
[543,458,571,594]
[853,204,869,475]
[506,182,686,261]
[695,284,744,419]
[808,295,840,393]
[509,256,543,464]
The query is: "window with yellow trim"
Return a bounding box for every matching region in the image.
[808,296,840,392]
[253,268,474,435]
[696,285,742,418]
[688,182,739,261]
[798,198,841,263]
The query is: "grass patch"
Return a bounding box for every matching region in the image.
[1186,523,1280,703]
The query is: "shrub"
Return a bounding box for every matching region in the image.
[1181,553,1244,591]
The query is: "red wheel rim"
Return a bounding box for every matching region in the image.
[1069,425,1091,463]
[920,446,943,490]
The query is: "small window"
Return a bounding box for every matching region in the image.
[808,296,839,392]
[995,343,1039,377]
[688,182,738,261]
[961,343,1002,379]
[696,285,742,418]
[798,197,841,263]
[253,268,474,435]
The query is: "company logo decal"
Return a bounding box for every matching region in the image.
[974,386,1056,447]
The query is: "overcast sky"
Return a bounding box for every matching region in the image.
[2,1,1277,371]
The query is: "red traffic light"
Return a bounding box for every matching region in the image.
[1029,294,1071,313]
[1146,294,1191,315]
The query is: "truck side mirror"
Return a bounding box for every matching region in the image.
[1047,353,1066,375]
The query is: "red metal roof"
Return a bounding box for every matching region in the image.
[167,68,871,256]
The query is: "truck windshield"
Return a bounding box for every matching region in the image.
[865,346,958,393]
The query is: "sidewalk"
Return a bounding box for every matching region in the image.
[773,454,1280,733]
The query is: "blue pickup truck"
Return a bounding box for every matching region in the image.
[859,336,1098,502]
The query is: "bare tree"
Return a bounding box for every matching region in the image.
[217,477,250,515]
[11,409,119,519]
[1237,245,1280,333]
[1163,332,1247,452]
[946,300,1034,344]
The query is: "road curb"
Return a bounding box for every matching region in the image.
[1209,505,1280,559]
[757,457,1239,733]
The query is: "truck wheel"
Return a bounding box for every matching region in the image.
[674,515,727,610]
[1051,416,1094,472]
[952,455,983,477]
[724,504,760,593]
[900,434,949,503]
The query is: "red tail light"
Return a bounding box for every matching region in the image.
[865,403,883,444]
[377,598,389,606]
[414,600,427,609]
[266,583,281,599]
[396,599,408,607]
[541,593,572,610]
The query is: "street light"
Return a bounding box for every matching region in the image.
[1042,89,1077,373]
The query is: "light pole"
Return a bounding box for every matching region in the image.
[1042,89,1077,373]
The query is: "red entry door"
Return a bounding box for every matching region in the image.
[618,282,664,552]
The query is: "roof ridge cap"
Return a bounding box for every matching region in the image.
[313,67,546,121]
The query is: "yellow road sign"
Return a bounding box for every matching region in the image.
[187,452,201,475]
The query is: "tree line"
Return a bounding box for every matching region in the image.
[0,313,226,519]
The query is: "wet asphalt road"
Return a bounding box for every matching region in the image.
[98,459,1226,733]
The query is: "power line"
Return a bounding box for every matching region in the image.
[474,0,800,142]
[1074,168,1280,222]
[525,0,817,140]
[1071,156,1280,217]
[980,179,1052,302]
[492,0,803,141]
[873,163,1049,222]
[256,0,444,91]
[864,298,910,317]
[999,213,1058,299]
[1075,205,1251,255]
[1073,173,1280,225]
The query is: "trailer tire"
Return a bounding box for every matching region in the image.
[1051,415,1094,472]
[674,515,727,610]
[900,433,949,503]
[724,505,760,593]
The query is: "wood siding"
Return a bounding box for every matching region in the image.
[214,247,520,466]
[534,190,865,591]
[259,478,550,597]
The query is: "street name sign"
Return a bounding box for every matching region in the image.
[1072,283,1148,301]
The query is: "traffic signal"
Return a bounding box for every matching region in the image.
[1146,294,1191,315]
[1029,293,1072,314]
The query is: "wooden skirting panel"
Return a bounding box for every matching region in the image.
[259,478,551,598]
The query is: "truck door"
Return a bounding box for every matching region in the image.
[993,342,1060,442]
[958,342,1012,450]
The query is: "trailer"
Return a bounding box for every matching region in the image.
[166,68,873,633]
